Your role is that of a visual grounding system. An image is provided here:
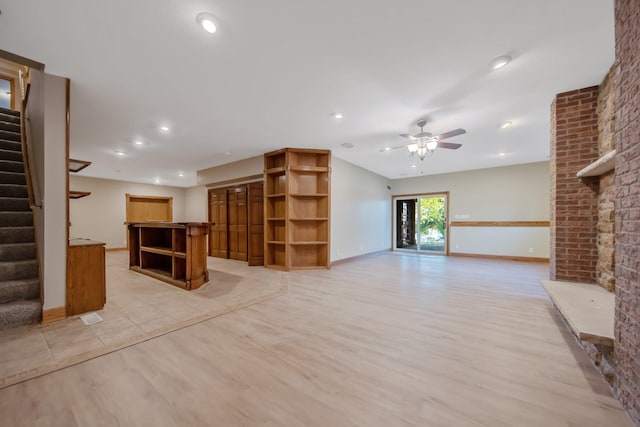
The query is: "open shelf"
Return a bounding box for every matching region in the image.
[69,191,91,199]
[577,150,616,178]
[69,159,92,173]
[140,246,174,256]
[264,148,331,270]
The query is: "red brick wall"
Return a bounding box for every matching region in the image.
[550,87,600,282]
[613,0,640,424]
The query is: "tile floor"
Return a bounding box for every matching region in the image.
[0,251,286,389]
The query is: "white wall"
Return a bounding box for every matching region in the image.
[42,74,68,310]
[69,176,187,248]
[391,161,550,258]
[331,157,392,261]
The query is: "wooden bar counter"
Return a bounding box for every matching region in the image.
[127,222,209,290]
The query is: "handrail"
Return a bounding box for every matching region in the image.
[20,82,40,209]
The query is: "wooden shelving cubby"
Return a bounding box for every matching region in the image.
[263,148,331,270]
[128,222,209,290]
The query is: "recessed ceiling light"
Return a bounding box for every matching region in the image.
[333,112,343,119]
[384,147,391,151]
[499,152,506,156]
[341,142,354,148]
[500,121,512,129]
[160,125,170,132]
[411,165,417,168]
[489,55,511,70]
[196,12,217,34]
[178,172,184,177]
[114,151,125,156]
[154,178,160,184]
[134,140,144,145]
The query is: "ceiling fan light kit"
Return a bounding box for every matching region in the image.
[383,119,466,161]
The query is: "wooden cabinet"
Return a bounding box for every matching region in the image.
[128,222,209,290]
[67,239,106,316]
[264,148,330,270]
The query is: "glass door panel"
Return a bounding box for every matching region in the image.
[396,199,417,249]
[394,194,447,254]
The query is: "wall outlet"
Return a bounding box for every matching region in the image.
[528,247,534,253]
[455,244,460,250]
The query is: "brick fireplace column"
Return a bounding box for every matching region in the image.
[550,87,600,282]
[613,0,640,422]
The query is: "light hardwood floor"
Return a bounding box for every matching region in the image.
[0,252,633,426]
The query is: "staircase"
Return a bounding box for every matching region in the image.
[0,106,41,331]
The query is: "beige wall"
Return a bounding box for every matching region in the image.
[331,157,392,261]
[391,161,550,258]
[42,74,68,310]
[185,185,208,222]
[197,156,262,186]
[69,176,187,249]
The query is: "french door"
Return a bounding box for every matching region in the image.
[393,193,448,254]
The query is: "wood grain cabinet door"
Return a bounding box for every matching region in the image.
[208,189,228,258]
[66,243,106,316]
[227,187,248,261]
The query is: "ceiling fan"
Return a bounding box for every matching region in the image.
[381,120,466,161]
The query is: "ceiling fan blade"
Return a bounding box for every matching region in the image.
[379,144,409,152]
[437,141,462,150]
[399,134,417,141]
[434,128,466,140]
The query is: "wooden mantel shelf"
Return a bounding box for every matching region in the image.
[576,150,616,178]
[541,280,614,346]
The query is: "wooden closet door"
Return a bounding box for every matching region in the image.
[228,187,248,261]
[247,181,264,266]
[208,189,228,258]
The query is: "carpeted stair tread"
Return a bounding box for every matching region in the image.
[0,113,20,126]
[0,184,28,198]
[0,300,41,331]
[0,259,38,281]
[0,160,25,174]
[0,197,30,211]
[0,226,34,243]
[0,148,24,162]
[0,171,26,185]
[0,130,20,143]
[0,120,20,133]
[0,140,22,152]
[0,278,39,304]
[0,242,36,261]
[0,211,32,227]
[0,107,19,117]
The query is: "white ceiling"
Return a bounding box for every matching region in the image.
[0,0,614,187]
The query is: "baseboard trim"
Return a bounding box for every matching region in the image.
[449,252,549,263]
[331,249,391,267]
[42,306,66,325]
[105,247,127,252]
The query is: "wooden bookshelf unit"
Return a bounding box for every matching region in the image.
[128,222,209,290]
[264,148,330,270]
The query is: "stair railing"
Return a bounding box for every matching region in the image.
[18,68,41,209]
